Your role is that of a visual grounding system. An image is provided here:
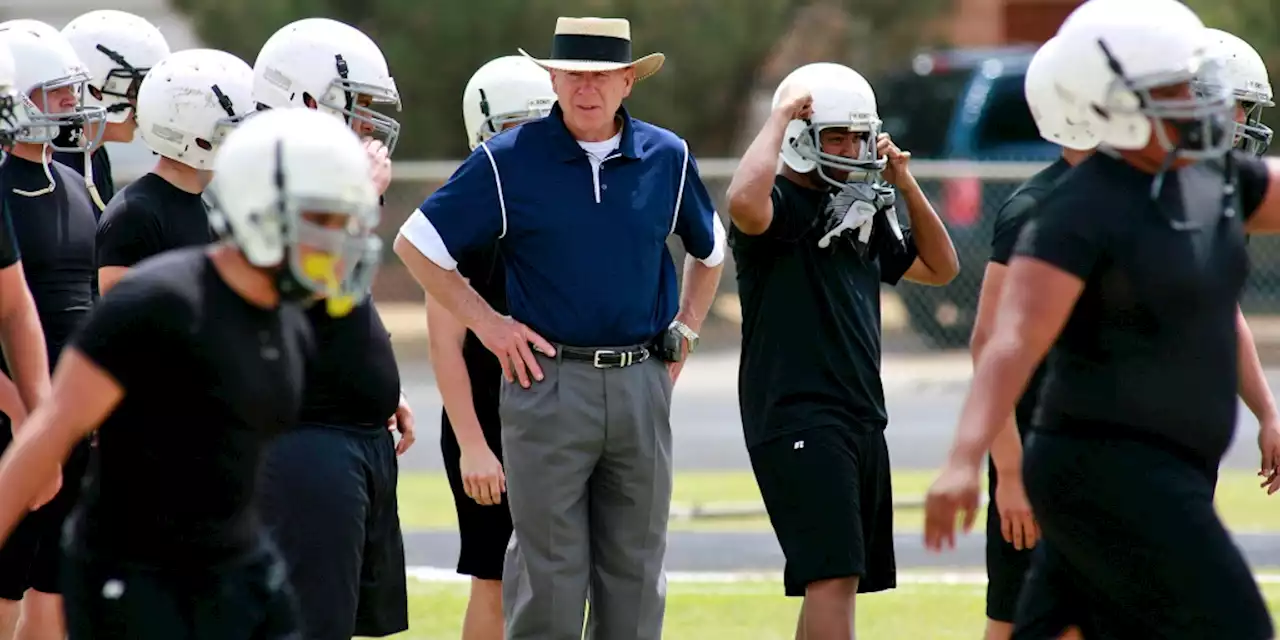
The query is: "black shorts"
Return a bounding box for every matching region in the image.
[259,426,408,639]
[441,406,512,581]
[0,416,92,600]
[61,541,300,640]
[985,457,1032,623]
[749,426,895,597]
[1013,430,1273,640]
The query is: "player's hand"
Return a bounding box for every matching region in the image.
[923,460,982,551]
[387,391,416,455]
[30,465,61,511]
[877,133,913,187]
[773,86,814,122]
[460,443,506,506]
[364,138,392,196]
[1258,418,1280,494]
[994,474,1039,550]
[474,315,556,389]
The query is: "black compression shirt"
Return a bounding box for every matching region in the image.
[296,300,401,430]
[1014,150,1271,464]
[0,154,97,367]
[67,247,314,567]
[988,158,1073,433]
[96,172,213,269]
[730,174,918,448]
[53,146,114,221]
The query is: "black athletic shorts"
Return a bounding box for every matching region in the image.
[61,538,301,640]
[749,426,896,597]
[986,457,1032,623]
[441,408,512,581]
[1013,430,1273,640]
[259,425,408,640]
[0,414,93,599]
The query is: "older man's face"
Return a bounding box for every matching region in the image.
[551,68,635,135]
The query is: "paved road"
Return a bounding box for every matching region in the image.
[397,349,1279,473]
[407,530,1280,572]
[397,349,1280,571]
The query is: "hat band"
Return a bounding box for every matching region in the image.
[550,33,632,64]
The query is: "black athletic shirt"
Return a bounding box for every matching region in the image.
[445,243,506,432]
[988,158,1072,433]
[296,300,401,430]
[0,155,97,367]
[96,172,213,269]
[66,248,314,567]
[0,170,20,270]
[1014,150,1271,465]
[53,146,114,221]
[731,175,918,448]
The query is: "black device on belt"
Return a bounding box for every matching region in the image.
[559,326,685,369]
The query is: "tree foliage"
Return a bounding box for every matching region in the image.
[172,0,950,158]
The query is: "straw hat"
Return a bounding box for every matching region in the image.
[518,17,665,81]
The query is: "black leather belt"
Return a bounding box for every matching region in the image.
[559,344,651,369]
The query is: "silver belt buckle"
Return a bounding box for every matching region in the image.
[592,350,616,368]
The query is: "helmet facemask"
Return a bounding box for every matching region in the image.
[1103,42,1235,160]
[16,72,107,153]
[791,120,887,189]
[315,54,401,155]
[473,87,554,146]
[92,42,150,122]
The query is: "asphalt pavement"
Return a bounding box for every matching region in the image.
[396,348,1280,571]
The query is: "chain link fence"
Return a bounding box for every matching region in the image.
[117,157,1280,353]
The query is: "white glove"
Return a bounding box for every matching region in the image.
[818,183,880,249]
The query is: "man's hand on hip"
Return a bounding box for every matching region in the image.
[474,315,556,388]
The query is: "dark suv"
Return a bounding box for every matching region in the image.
[876,46,1059,348]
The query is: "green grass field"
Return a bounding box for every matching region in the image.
[377,576,1280,639]
[399,468,1280,533]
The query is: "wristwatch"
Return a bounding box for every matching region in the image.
[670,321,700,354]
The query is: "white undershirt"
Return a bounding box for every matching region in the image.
[578,134,621,203]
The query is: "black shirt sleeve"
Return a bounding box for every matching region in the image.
[876,209,918,285]
[1012,188,1109,281]
[71,274,190,390]
[97,201,164,268]
[990,191,1040,265]
[1236,152,1271,221]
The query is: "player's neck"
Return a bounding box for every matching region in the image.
[1062,148,1093,167]
[6,143,50,164]
[152,158,209,194]
[207,244,281,309]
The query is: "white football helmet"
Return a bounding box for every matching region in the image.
[61,10,171,124]
[1053,0,1233,159]
[136,49,255,171]
[0,22,107,151]
[0,41,19,147]
[1025,36,1100,150]
[206,107,381,316]
[463,56,554,150]
[252,18,401,153]
[1202,28,1272,156]
[772,62,887,187]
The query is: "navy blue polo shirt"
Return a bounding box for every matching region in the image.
[402,104,721,347]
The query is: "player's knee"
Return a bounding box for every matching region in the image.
[804,576,859,605]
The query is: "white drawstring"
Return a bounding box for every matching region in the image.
[11,143,56,198]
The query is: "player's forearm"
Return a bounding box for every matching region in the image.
[431,352,490,453]
[988,418,1024,476]
[726,110,790,231]
[950,333,1042,468]
[0,301,50,419]
[0,407,75,544]
[1236,307,1278,424]
[676,254,722,333]
[898,175,959,282]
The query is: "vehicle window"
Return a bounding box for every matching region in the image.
[974,74,1041,150]
[877,69,972,159]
